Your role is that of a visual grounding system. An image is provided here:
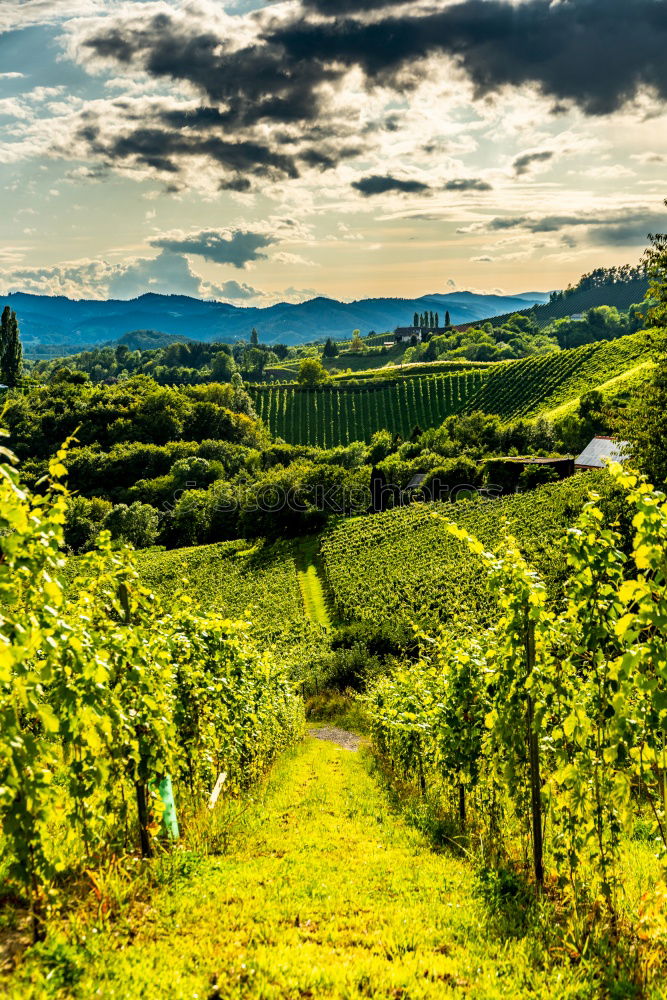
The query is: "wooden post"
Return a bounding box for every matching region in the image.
[526,622,544,889]
[458,782,466,826]
[417,738,426,795]
[135,781,153,858]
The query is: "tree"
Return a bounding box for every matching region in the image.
[413,312,419,327]
[323,337,338,358]
[445,310,451,328]
[0,307,23,387]
[250,328,259,347]
[350,330,364,352]
[297,357,327,386]
[435,311,439,329]
[644,207,667,328]
[429,311,435,329]
[102,502,159,549]
[242,347,266,378]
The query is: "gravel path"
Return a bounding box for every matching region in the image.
[309,726,362,751]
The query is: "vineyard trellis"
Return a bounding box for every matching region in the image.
[365,463,667,925]
[0,444,305,940]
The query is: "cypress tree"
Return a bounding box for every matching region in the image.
[0,306,22,387]
[429,311,435,328]
[413,311,419,327]
[435,311,439,329]
[445,310,451,328]
[250,327,259,347]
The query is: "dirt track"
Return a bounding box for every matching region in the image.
[309,726,362,751]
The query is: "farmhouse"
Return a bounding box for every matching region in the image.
[575,435,631,471]
[394,327,423,343]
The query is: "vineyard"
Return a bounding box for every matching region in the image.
[250,369,487,446]
[467,329,654,419]
[250,331,654,446]
[137,538,331,674]
[320,471,626,634]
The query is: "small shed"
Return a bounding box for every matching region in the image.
[406,473,427,491]
[575,436,631,471]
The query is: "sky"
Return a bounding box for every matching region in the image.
[0,0,666,305]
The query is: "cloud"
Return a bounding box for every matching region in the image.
[150,228,275,268]
[107,249,203,298]
[352,174,431,196]
[77,113,302,184]
[458,206,667,246]
[631,152,666,165]
[214,279,263,301]
[0,250,222,300]
[471,255,493,262]
[513,150,554,176]
[264,0,667,122]
[444,177,492,191]
[55,0,667,193]
[0,0,105,33]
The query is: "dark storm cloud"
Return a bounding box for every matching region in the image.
[352,175,431,196]
[80,0,667,128]
[444,178,492,191]
[77,119,300,180]
[268,0,667,116]
[300,0,412,11]
[68,0,667,186]
[513,151,554,176]
[150,229,276,268]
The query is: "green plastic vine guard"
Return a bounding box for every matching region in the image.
[158,776,180,840]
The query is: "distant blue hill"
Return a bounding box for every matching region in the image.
[3,289,550,356]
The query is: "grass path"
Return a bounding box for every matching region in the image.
[8,734,594,999]
[542,358,655,421]
[295,538,333,630]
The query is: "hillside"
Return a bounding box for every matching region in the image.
[464,329,654,419]
[137,538,329,675]
[250,331,655,446]
[5,289,548,356]
[107,329,197,350]
[320,471,624,636]
[481,274,649,330]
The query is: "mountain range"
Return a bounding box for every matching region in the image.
[3,290,551,357]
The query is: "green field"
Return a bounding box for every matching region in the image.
[251,331,654,445]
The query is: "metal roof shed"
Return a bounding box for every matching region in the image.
[575,436,631,470]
